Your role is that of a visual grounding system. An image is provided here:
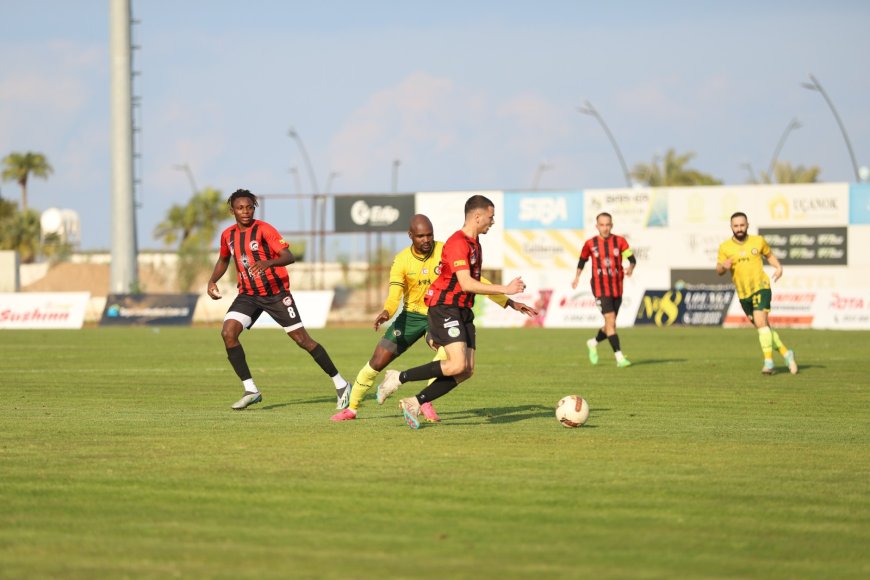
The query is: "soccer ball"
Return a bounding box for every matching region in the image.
[555,395,590,428]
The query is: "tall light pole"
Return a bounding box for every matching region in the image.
[531,162,553,190]
[391,159,401,193]
[172,163,198,195]
[767,118,801,181]
[288,127,320,194]
[802,74,861,182]
[577,100,632,188]
[288,127,321,287]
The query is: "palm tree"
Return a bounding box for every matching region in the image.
[154,187,231,291]
[754,161,821,184]
[1,151,54,212]
[631,149,722,187]
[0,207,41,263]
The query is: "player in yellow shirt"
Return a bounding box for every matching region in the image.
[331,214,537,421]
[716,212,797,375]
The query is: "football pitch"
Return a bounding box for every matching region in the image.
[1,326,868,578]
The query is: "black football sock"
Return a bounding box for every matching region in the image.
[399,360,445,384]
[595,329,607,343]
[308,343,339,377]
[227,345,252,381]
[607,334,622,353]
[417,377,458,404]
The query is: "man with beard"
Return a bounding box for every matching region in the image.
[716,212,798,375]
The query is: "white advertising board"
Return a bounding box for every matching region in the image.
[250,290,334,330]
[0,292,90,329]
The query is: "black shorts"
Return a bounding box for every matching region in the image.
[225,292,305,331]
[595,295,622,315]
[426,304,476,349]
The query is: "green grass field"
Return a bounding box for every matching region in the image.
[1,326,868,578]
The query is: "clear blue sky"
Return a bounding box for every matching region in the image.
[2,0,868,250]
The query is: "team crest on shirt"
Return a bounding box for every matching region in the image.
[435,264,442,275]
[751,248,759,255]
[422,268,428,275]
[282,296,293,306]
[250,241,260,252]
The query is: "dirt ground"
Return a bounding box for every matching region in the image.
[22,262,208,296]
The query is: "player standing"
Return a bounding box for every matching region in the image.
[572,212,636,367]
[716,212,797,375]
[207,189,351,409]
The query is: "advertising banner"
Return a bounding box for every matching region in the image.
[723,290,818,328]
[502,229,586,270]
[334,194,415,232]
[634,289,734,327]
[811,290,870,329]
[100,294,199,326]
[759,227,848,265]
[753,183,849,226]
[849,183,870,224]
[503,191,584,229]
[0,292,90,329]
[584,188,668,229]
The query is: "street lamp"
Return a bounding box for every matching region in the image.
[767,117,801,181]
[801,74,861,182]
[577,100,632,188]
[288,127,320,194]
[531,162,553,190]
[391,159,401,193]
[172,163,198,195]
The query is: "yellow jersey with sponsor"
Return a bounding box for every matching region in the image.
[717,234,772,299]
[382,241,508,317]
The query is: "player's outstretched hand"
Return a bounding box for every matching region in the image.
[373,309,391,330]
[511,301,539,317]
[505,276,525,295]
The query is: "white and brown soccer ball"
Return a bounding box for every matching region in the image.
[555,395,590,428]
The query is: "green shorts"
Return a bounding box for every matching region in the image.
[377,310,429,355]
[739,289,772,318]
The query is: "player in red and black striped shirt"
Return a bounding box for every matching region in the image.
[572,212,636,367]
[207,189,349,411]
[375,195,529,429]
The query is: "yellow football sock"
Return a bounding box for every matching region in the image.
[771,330,789,357]
[349,363,379,411]
[427,347,447,386]
[757,327,773,361]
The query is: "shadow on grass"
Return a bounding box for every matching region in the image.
[619,358,688,367]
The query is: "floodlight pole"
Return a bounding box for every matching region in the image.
[577,100,632,188]
[802,74,860,182]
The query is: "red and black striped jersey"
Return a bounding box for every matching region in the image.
[219,219,290,296]
[425,229,482,309]
[579,234,632,298]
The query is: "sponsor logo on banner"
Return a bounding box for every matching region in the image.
[101,294,198,326]
[635,289,734,327]
[585,188,668,228]
[502,229,586,269]
[761,185,847,224]
[815,290,870,329]
[759,227,847,265]
[0,292,90,329]
[504,191,583,229]
[334,195,415,232]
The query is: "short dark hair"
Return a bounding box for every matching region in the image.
[730,211,747,221]
[464,194,494,215]
[228,189,258,208]
[596,212,612,222]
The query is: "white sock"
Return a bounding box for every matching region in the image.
[332,374,348,389]
[614,351,625,361]
[243,379,258,393]
[587,338,598,349]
